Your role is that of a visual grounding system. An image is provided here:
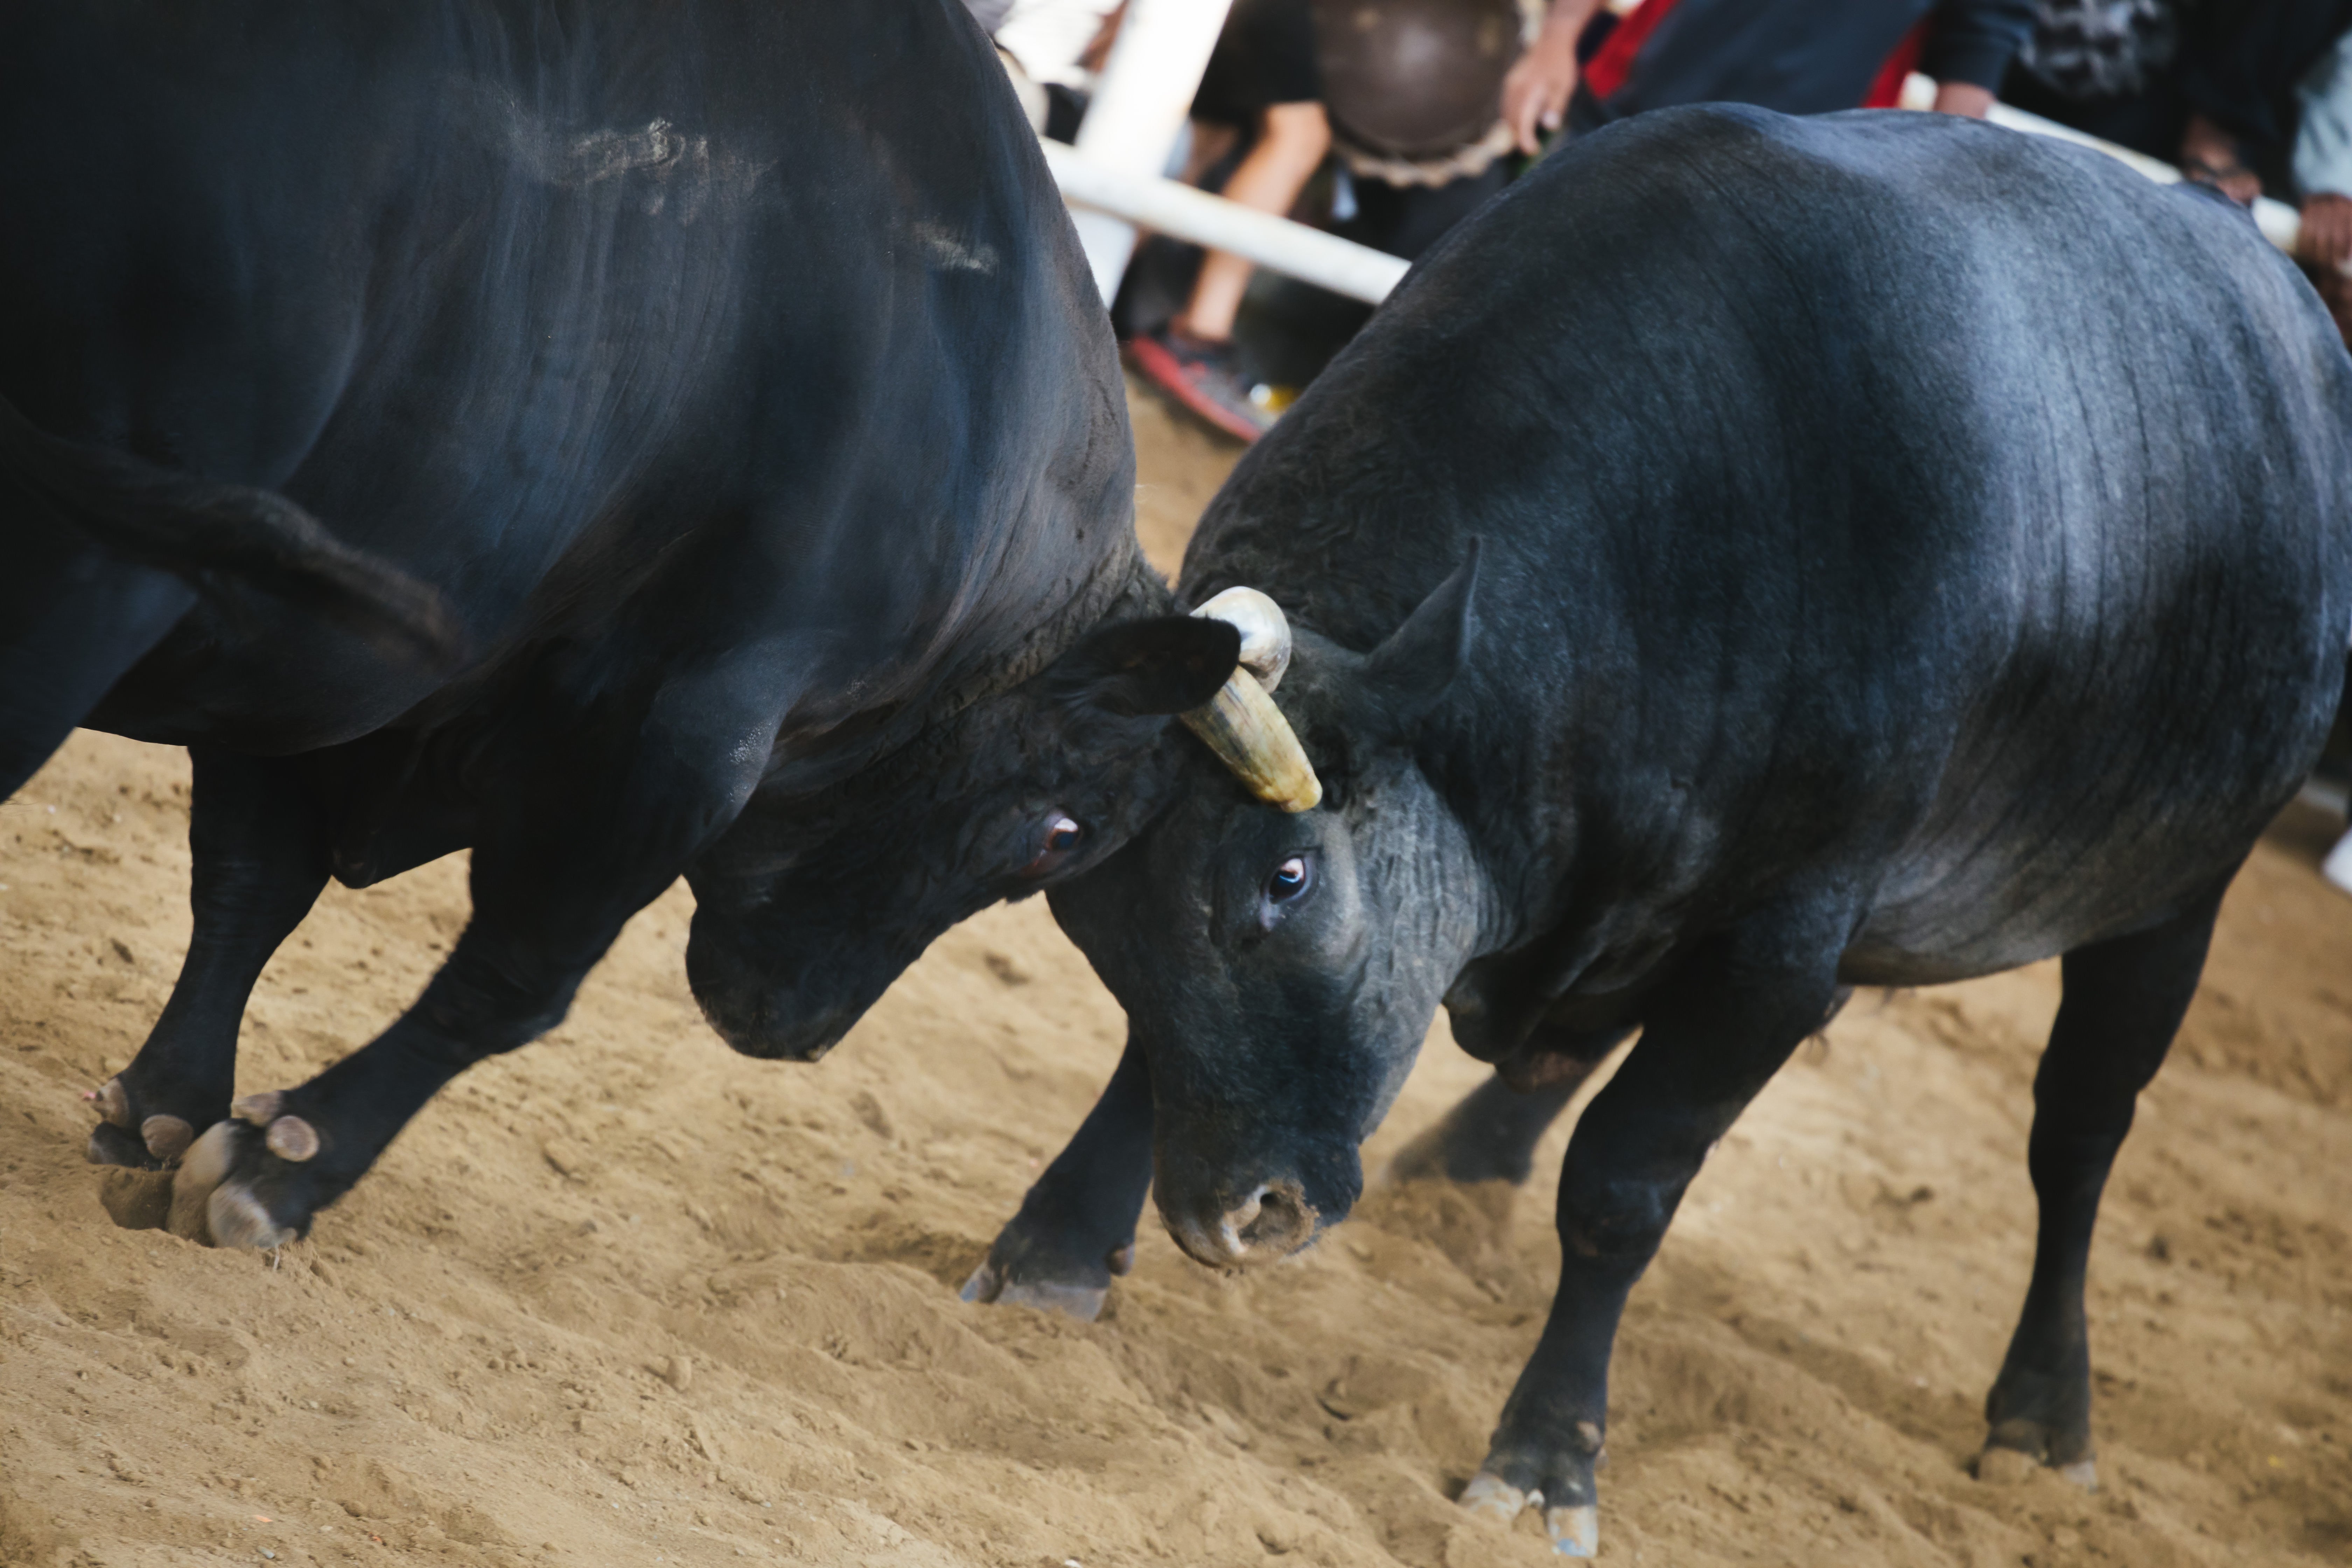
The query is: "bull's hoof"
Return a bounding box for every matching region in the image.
[959,1255,1111,1321]
[82,1073,215,1170]
[1460,1471,1600,1557]
[84,1072,220,1170]
[167,1097,327,1250]
[1982,1366,2096,1491]
[1463,1423,1606,1557]
[1977,1428,2098,1492]
[958,1222,1134,1322]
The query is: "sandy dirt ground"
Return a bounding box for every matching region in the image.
[3,383,2349,1568]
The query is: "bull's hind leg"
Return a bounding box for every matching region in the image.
[1388,1026,1632,1186]
[962,1032,1154,1320]
[85,750,331,1169]
[1981,882,2227,1488]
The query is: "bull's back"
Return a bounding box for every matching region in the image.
[1815,117,2352,976]
[1,0,1121,748]
[1192,106,2352,984]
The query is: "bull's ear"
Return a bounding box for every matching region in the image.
[1365,540,1478,731]
[1048,615,1241,716]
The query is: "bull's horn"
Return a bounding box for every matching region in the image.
[1192,587,1294,690]
[1182,589,1323,813]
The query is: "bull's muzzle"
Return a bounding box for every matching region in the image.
[1163,1175,1319,1269]
[1181,588,1322,813]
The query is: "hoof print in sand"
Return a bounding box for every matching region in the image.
[98,1167,175,1231]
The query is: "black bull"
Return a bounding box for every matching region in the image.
[971,108,2352,1553]
[0,0,1243,1247]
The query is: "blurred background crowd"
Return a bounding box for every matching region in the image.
[962,0,2352,443]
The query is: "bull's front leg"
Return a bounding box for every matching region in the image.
[970,1025,1631,1320]
[167,682,771,1248]
[1386,1026,1632,1186]
[962,1032,1153,1320]
[1462,906,1847,1558]
[86,749,331,1170]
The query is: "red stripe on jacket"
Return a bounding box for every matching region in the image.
[1581,0,1680,103]
[1862,17,1928,108]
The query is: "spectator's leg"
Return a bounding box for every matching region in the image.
[1130,99,1332,440]
[1180,121,1241,186]
[1125,0,1328,440]
[1177,101,1331,342]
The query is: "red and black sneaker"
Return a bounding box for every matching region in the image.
[1128,326,1279,442]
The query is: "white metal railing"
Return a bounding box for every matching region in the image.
[1040,139,1409,304]
[1060,0,1237,303]
[1036,47,2330,312]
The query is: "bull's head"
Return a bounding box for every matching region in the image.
[1048,550,1485,1268]
[681,608,1242,1062]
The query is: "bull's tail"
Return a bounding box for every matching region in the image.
[0,393,463,667]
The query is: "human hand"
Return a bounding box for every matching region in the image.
[1502,15,1583,156]
[1932,81,1995,119]
[2304,192,2352,271]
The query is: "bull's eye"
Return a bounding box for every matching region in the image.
[1266,855,1312,904]
[1022,814,1085,877]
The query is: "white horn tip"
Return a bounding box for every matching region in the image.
[1191,587,1293,690]
[1275,775,1323,813]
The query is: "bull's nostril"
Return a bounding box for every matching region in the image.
[1242,1184,1310,1248]
[1210,1179,1317,1263]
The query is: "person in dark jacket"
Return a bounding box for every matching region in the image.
[2000,0,2183,158]
[2172,0,2352,201]
[1999,0,2352,206]
[1502,0,2036,152]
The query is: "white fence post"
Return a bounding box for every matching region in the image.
[1066,0,1237,306]
[1042,141,1411,303]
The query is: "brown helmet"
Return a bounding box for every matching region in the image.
[1311,0,1528,162]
